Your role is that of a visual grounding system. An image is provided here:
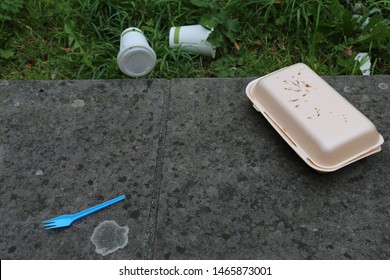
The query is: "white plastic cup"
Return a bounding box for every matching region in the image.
[117,27,157,77]
[169,24,216,58]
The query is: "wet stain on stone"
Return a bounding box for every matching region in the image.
[88,179,94,186]
[146,80,153,89]
[90,220,129,256]
[122,202,131,210]
[198,206,211,213]
[221,233,231,241]
[0,145,5,169]
[237,174,248,182]
[129,210,140,219]
[143,80,153,93]
[97,84,106,90]
[218,186,237,201]
[175,201,184,208]
[8,246,16,253]
[175,246,186,254]
[343,252,352,259]
[37,194,46,206]
[118,176,127,183]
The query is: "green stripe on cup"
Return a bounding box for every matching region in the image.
[121,28,143,37]
[174,27,181,44]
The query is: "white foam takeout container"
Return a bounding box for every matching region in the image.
[246,63,384,172]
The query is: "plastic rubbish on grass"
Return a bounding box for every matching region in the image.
[352,7,382,30]
[355,52,371,76]
[169,24,216,58]
[117,27,156,77]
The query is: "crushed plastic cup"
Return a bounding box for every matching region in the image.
[117,27,156,77]
[169,24,216,58]
[355,52,371,76]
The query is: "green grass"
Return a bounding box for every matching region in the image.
[0,0,389,79]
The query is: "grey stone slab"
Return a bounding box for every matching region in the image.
[0,79,169,259]
[1,76,389,260]
[155,76,390,260]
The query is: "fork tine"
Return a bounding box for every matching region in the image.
[45,223,70,230]
[43,216,59,222]
[42,222,55,226]
[44,225,59,230]
[43,216,64,224]
[42,219,54,223]
[43,223,55,227]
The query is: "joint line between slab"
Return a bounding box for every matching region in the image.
[143,80,171,259]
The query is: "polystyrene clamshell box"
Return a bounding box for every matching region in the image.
[246,63,384,172]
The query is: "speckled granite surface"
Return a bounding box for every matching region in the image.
[0,80,168,259]
[0,77,389,259]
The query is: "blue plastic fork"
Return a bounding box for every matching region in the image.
[43,195,126,230]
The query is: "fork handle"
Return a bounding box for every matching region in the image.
[73,195,126,220]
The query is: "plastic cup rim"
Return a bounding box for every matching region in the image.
[117,46,156,77]
[121,27,144,36]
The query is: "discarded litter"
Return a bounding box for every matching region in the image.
[352,7,382,30]
[169,24,216,58]
[117,27,156,77]
[90,220,129,256]
[354,52,371,76]
[246,63,384,172]
[43,195,126,230]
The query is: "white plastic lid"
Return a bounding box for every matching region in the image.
[117,46,156,77]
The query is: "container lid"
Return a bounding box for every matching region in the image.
[117,46,156,77]
[246,63,384,172]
